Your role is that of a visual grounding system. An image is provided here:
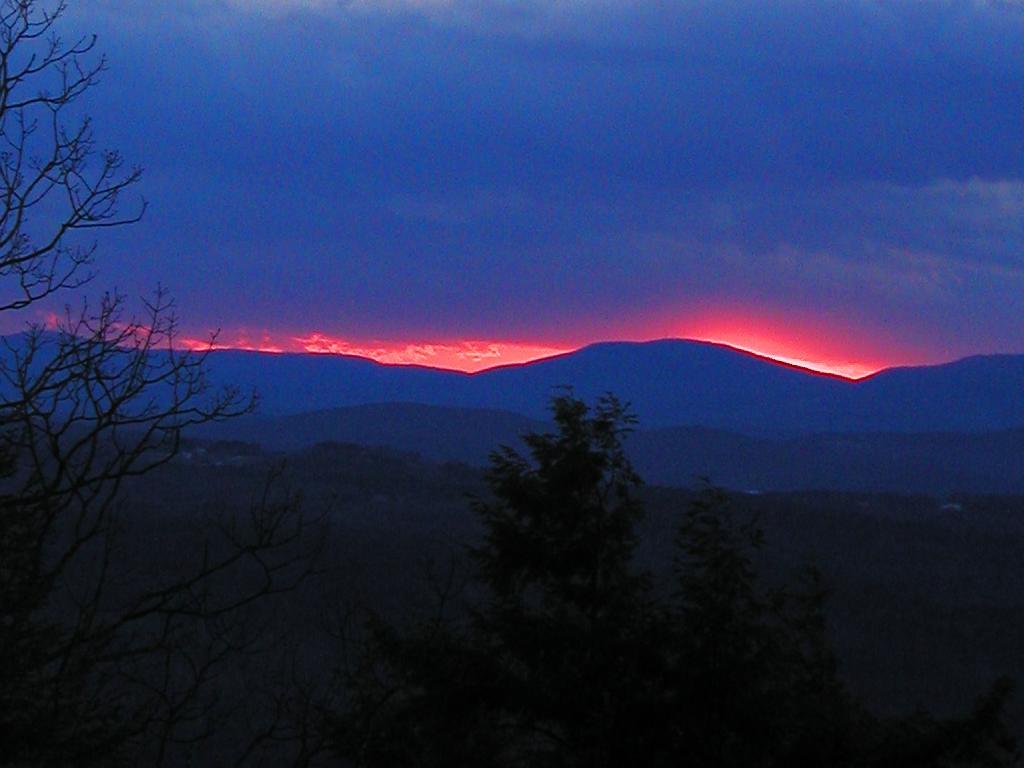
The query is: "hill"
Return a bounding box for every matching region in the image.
[200,403,1024,495]
[202,340,1024,434]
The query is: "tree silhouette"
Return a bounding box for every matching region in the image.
[0,4,321,764]
[329,393,1020,768]
[331,394,667,767]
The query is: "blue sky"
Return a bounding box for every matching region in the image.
[40,0,1024,372]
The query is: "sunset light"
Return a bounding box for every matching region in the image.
[8,2,1024,760]
[180,324,903,379]
[674,311,916,380]
[181,331,572,373]
[702,343,880,379]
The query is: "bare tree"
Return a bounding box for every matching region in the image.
[0,3,324,765]
[0,0,143,312]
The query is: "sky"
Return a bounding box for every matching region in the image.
[28,0,1024,376]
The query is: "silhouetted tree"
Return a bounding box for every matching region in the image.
[331,394,668,767]
[329,394,1020,768]
[669,487,860,765]
[0,3,323,764]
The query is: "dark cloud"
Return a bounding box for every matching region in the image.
[41,0,1024,364]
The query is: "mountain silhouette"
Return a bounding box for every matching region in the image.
[202,340,1024,434]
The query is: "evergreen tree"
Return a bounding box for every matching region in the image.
[329,394,1020,768]
[467,394,669,766]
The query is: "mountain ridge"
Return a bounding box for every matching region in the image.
[199,338,1024,434]
[6,333,1022,434]
[197,401,1024,495]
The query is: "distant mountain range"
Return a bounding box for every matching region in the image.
[203,339,1024,434]
[197,402,1024,495]
[188,339,1024,494]
[10,333,1021,492]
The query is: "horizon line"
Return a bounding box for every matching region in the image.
[184,334,914,380]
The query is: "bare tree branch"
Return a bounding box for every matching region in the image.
[0,4,330,765]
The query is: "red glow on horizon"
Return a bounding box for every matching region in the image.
[23,304,932,378]
[180,331,571,373]
[180,312,930,378]
[693,337,881,379]
[295,333,571,371]
[180,332,286,355]
[675,312,912,379]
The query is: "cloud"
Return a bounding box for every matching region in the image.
[387,189,533,225]
[919,177,1024,219]
[227,0,340,10]
[48,0,1024,367]
[80,0,1024,56]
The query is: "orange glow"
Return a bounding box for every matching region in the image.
[178,309,928,378]
[180,332,286,355]
[674,310,910,379]
[691,337,881,379]
[179,330,570,373]
[22,301,931,378]
[295,333,571,372]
